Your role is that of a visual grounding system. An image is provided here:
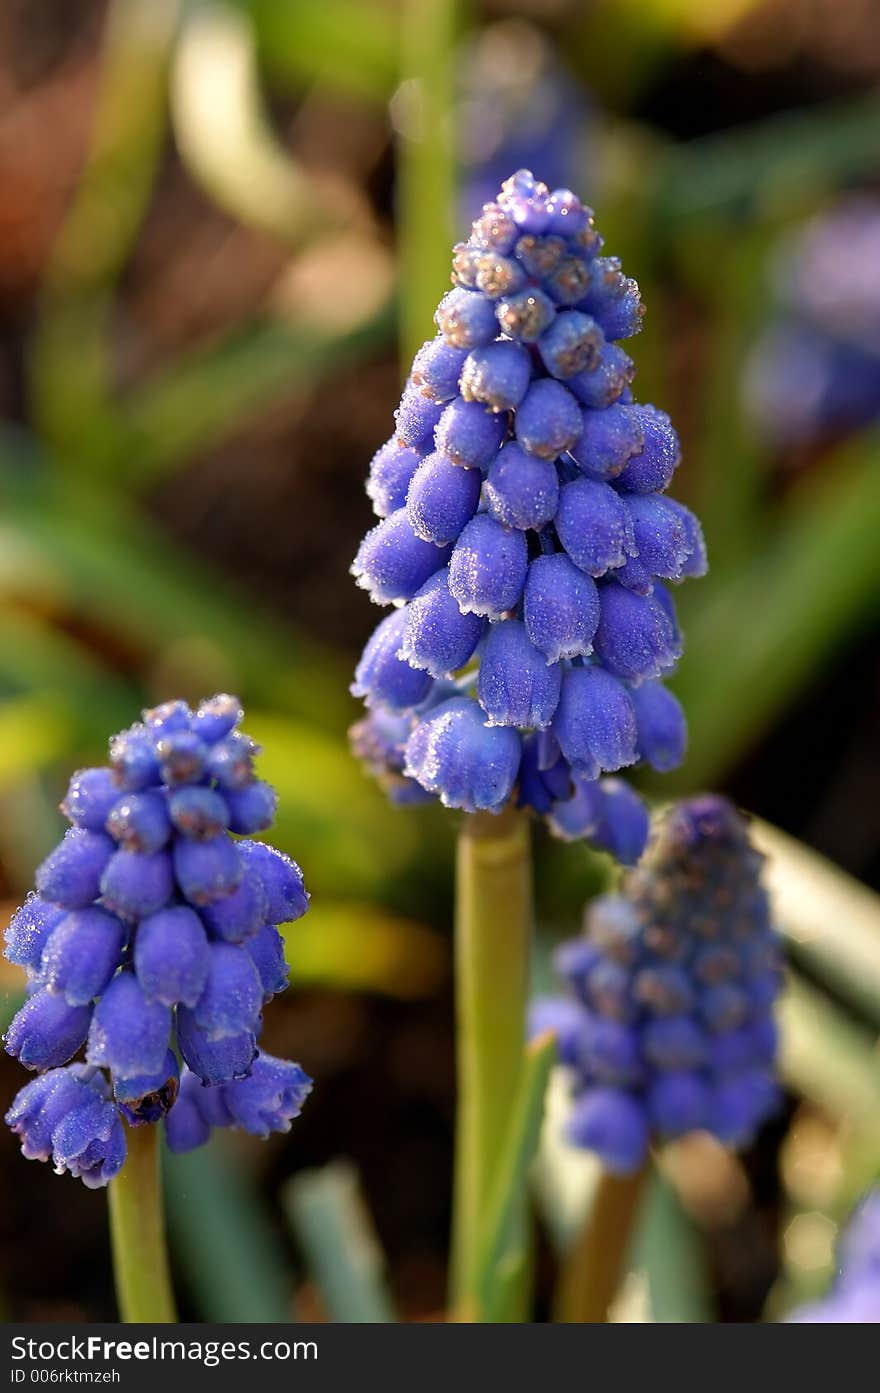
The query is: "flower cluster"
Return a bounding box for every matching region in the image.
[744,198,880,446]
[4,696,312,1185]
[531,796,782,1173]
[350,170,706,863]
[788,1189,880,1323]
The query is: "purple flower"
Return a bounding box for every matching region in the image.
[535,797,782,1173]
[4,696,314,1185]
[349,171,705,849]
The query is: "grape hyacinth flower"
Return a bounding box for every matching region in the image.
[351,170,706,864]
[4,695,312,1189]
[532,796,783,1174]
[744,197,880,447]
[787,1189,880,1323]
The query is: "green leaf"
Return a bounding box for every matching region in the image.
[29,0,178,471]
[396,0,461,363]
[752,819,880,1031]
[282,1161,397,1323]
[171,1,316,247]
[164,1136,293,1321]
[633,1171,712,1323]
[779,973,880,1130]
[282,901,447,1000]
[116,305,393,487]
[474,1031,556,1323]
[648,91,880,228]
[248,0,399,101]
[0,434,349,729]
[667,429,880,787]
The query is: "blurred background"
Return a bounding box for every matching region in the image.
[1,0,878,1323]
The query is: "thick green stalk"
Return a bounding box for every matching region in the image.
[554,1166,649,1323]
[451,807,532,1321]
[108,1123,177,1323]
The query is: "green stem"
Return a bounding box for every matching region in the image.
[450,807,532,1321]
[108,1123,177,1322]
[397,0,460,365]
[554,1166,649,1323]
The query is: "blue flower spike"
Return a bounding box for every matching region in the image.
[4,695,313,1184]
[532,796,783,1175]
[349,171,706,854]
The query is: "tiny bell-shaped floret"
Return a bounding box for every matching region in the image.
[406,451,482,546]
[394,385,444,449]
[60,768,119,832]
[567,1088,649,1175]
[367,439,422,517]
[238,840,309,924]
[434,397,507,470]
[400,570,486,679]
[404,696,521,813]
[352,511,450,605]
[352,608,434,711]
[36,829,115,911]
[614,406,679,494]
[4,895,65,975]
[113,1048,180,1125]
[223,782,278,836]
[496,286,556,341]
[164,1069,217,1152]
[477,620,562,729]
[168,785,230,840]
[449,514,528,618]
[515,380,581,458]
[569,402,643,481]
[246,925,289,1002]
[100,848,175,921]
[537,310,602,379]
[86,971,171,1079]
[192,942,262,1041]
[624,494,699,583]
[222,1054,312,1138]
[555,477,636,577]
[173,835,243,906]
[484,443,559,531]
[459,341,532,412]
[597,784,650,865]
[552,666,637,778]
[192,692,243,743]
[577,256,644,341]
[134,906,210,1007]
[155,732,208,786]
[523,554,600,663]
[435,287,498,348]
[176,1009,256,1085]
[41,907,127,1006]
[199,863,269,943]
[6,1067,90,1161]
[109,725,160,790]
[5,989,92,1070]
[106,791,172,853]
[630,680,687,773]
[411,337,468,402]
[40,1069,126,1187]
[204,731,258,790]
[594,583,681,682]
[569,343,634,410]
